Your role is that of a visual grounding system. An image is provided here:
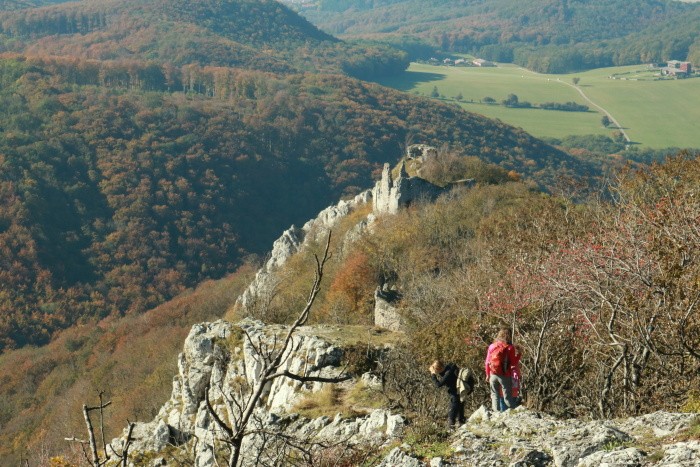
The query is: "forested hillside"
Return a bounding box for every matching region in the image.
[0,0,408,78]
[0,53,581,351]
[292,0,700,72]
[0,0,67,10]
[0,266,255,464]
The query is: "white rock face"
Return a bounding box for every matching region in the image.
[661,440,700,465]
[374,286,403,331]
[112,319,405,466]
[378,447,426,467]
[372,161,447,215]
[112,321,700,467]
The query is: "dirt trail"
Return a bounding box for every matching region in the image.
[565,80,631,143]
[518,67,631,144]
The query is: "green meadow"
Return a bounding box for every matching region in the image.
[378,62,700,148]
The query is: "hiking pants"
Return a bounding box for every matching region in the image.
[448,393,465,426]
[489,374,516,412]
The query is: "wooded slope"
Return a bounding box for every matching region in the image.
[0,54,581,351]
[295,0,700,72]
[0,0,409,78]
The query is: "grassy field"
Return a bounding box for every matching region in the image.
[378,62,700,148]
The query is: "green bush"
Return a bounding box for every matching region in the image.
[681,391,700,413]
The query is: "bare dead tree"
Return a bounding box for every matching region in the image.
[65,392,135,467]
[203,232,353,466]
[115,422,136,467]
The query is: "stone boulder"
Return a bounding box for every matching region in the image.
[374,286,403,331]
[577,447,646,467]
[660,440,700,465]
[378,447,426,467]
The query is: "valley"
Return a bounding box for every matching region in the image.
[378,61,700,148]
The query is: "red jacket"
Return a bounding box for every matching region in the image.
[484,341,518,378]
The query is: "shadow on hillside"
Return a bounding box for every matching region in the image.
[390,71,446,90]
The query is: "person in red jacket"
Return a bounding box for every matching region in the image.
[485,328,519,412]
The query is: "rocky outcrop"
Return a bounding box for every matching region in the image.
[372,144,479,215]
[378,446,426,467]
[374,286,403,331]
[111,319,405,466]
[372,161,446,215]
[112,145,700,466]
[236,190,372,311]
[111,297,700,467]
[381,406,700,467]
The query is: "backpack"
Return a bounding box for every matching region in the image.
[456,367,475,402]
[488,341,510,376]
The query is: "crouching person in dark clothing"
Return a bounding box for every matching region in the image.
[429,360,465,428]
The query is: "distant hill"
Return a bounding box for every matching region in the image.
[290,0,700,72]
[0,0,67,10]
[0,0,408,78]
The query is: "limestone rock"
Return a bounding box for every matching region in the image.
[615,411,698,437]
[111,419,170,456]
[372,162,446,215]
[577,447,646,466]
[468,404,492,423]
[113,320,405,466]
[361,371,382,389]
[302,190,372,242]
[268,225,305,270]
[547,423,632,467]
[406,144,438,163]
[660,440,700,466]
[374,286,403,331]
[443,407,698,467]
[378,447,426,467]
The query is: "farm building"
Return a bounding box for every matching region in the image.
[662,60,692,77]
